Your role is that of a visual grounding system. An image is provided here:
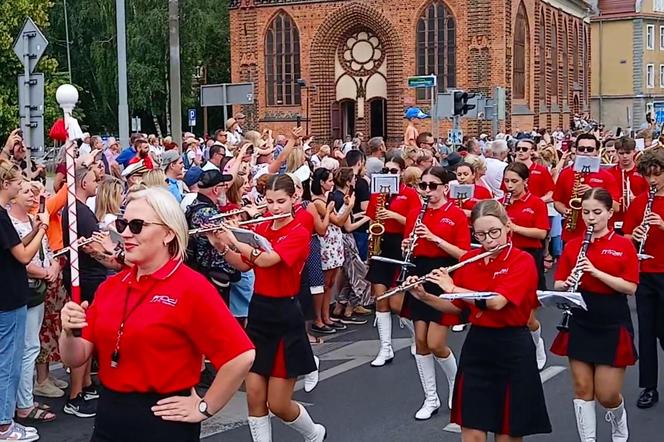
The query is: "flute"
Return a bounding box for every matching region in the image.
[188,213,291,235]
[377,244,509,300]
[209,204,268,221]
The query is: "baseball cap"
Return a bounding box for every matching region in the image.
[404,107,429,120]
[183,166,204,187]
[121,160,148,177]
[198,170,234,189]
[160,150,181,170]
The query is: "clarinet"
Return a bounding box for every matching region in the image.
[637,183,657,259]
[398,195,430,283]
[557,224,594,331]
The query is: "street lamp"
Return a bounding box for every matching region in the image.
[297,78,308,133]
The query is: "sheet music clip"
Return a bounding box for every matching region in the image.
[370,256,416,267]
[536,290,588,311]
[439,292,498,301]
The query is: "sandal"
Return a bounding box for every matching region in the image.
[33,402,51,412]
[15,406,56,424]
[308,334,323,345]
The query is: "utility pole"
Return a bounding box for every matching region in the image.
[116,0,129,147]
[168,0,182,149]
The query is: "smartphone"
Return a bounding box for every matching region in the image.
[38,196,46,213]
[296,116,302,128]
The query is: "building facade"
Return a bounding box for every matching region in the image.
[591,0,664,130]
[229,0,592,143]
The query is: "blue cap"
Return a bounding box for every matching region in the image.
[183,166,204,187]
[405,107,429,120]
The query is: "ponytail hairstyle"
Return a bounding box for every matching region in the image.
[470,199,509,225]
[421,166,454,185]
[503,162,530,181]
[311,167,331,196]
[267,173,296,197]
[581,187,613,211]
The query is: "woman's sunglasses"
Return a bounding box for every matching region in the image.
[515,146,531,153]
[381,167,400,174]
[115,218,166,235]
[418,182,442,191]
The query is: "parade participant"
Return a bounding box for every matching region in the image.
[0,159,50,442]
[401,166,470,418]
[450,161,492,216]
[513,138,555,200]
[606,137,649,229]
[623,146,664,409]
[366,156,421,367]
[212,174,326,441]
[502,162,550,370]
[406,199,551,441]
[551,188,638,442]
[59,187,255,442]
[553,133,620,242]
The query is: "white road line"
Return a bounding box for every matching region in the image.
[540,365,567,383]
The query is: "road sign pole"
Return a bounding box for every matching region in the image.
[22,33,32,150]
[116,0,130,147]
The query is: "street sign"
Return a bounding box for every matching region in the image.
[18,74,44,117]
[188,108,197,127]
[495,86,506,121]
[653,101,664,124]
[200,83,255,107]
[407,75,437,89]
[448,128,463,146]
[20,114,44,152]
[433,92,454,119]
[131,116,141,132]
[13,17,48,74]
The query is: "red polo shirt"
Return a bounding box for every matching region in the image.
[526,162,555,198]
[82,259,254,394]
[294,203,315,235]
[366,184,420,235]
[254,218,310,297]
[448,184,492,212]
[405,201,470,258]
[555,230,639,294]
[606,166,650,224]
[553,166,620,241]
[503,192,550,250]
[623,193,664,273]
[451,246,539,328]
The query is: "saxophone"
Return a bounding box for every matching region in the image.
[565,172,584,231]
[368,186,389,258]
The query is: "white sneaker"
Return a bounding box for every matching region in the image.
[304,356,320,393]
[0,423,39,441]
[451,324,467,332]
[535,336,547,370]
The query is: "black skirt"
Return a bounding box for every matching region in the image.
[366,232,402,287]
[246,294,316,378]
[523,247,546,291]
[401,256,457,324]
[91,387,200,442]
[451,326,551,437]
[551,290,637,367]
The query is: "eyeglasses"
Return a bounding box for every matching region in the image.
[418,182,442,191]
[115,218,167,235]
[474,227,503,241]
[515,146,531,153]
[577,146,596,153]
[382,167,400,174]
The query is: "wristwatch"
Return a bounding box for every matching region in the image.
[198,399,213,418]
[250,247,262,263]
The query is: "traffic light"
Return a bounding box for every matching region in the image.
[453,91,476,116]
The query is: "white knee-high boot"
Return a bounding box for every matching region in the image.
[573,399,597,442]
[248,415,272,442]
[371,312,394,367]
[283,402,326,442]
[605,399,628,442]
[435,351,457,409]
[414,354,441,420]
[531,325,547,370]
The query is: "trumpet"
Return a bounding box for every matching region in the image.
[188,213,290,235]
[621,169,632,213]
[557,224,594,331]
[636,183,657,260]
[377,244,509,300]
[397,195,430,283]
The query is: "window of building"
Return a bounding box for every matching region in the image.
[513,1,528,100]
[265,12,301,106]
[647,64,655,88]
[539,9,547,101]
[647,25,655,50]
[550,15,558,97]
[660,26,664,49]
[573,23,579,84]
[562,19,569,100]
[660,65,664,87]
[655,0,664,12]
[416,1,456,100]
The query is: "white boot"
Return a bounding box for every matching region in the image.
[573,399,597,442]
[303,355,319,393]
[414,354,441,420]
[605,400,628,442]
[248,415,272,442]
[371,312,394,367]
[400,318,416,356]
[435,351,457,409]
[283,402,326,442]
[531,326,547,370]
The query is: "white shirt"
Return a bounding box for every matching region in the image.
[484,157,508,198]
[180,193,197,212]
[201,161,220,172]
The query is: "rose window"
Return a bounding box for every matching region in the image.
[340,30,384,76]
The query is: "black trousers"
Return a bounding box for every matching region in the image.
[635,273,664,389]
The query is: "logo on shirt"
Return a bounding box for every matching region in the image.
[493,268,509,278]
[601,249,623,257]
[150,295,178,307]
[522,208,535,215]
[589,178,604,184]
[440,218,454,226]
[531,170,542,175]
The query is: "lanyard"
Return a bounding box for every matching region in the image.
[110,279,160,368]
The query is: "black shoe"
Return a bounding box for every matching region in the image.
[340,315,368,325]
[63,393,97,418]
[326,320,347,330]
[637,388,659,409]
[311,323,336,334]
[82,384,99,400]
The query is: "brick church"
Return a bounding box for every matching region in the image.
[229,0,592,144]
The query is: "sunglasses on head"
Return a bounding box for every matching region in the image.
[115,218,166,234]
[382,167,400,174]
[418,182,442,191]
[577,146,596,153]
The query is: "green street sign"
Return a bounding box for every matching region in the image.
[408,75,437,89]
